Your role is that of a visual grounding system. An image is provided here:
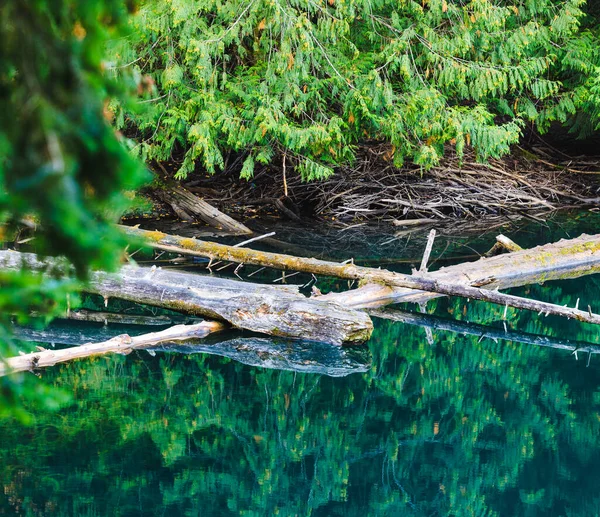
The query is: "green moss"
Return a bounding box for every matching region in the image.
[144,230,167,243]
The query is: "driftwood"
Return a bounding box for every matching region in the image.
[392,218,438,227]
[155,186,252,235]
[371,309,600,356]
[14,324,370,377]
[119,225,600,318]
[0,251,373,345]
[1,321,225,376]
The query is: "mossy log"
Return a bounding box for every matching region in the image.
[325,233,600,308]
[120,225,600,311]
[1,321,225,376]
[0,251,373,345]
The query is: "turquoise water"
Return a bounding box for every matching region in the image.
[2,212,600,516]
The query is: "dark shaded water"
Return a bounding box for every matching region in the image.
[3,212,600,516]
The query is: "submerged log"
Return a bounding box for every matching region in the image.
[62,310,196,326]
[0,251,373,345]
[1,321,225,376]
[142,337,370,377]
[14,321,164,345]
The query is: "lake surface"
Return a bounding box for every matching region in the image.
[2,212,600,516]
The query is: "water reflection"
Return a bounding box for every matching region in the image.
[4,214,600,515]
[3,298,600,516]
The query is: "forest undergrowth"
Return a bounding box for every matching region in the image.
[147,139,600,223]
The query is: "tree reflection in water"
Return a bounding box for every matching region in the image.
[2,275,600,516]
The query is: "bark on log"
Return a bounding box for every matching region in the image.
[119,225,600,310]
[0,251,373,345]
[1,321,225,376]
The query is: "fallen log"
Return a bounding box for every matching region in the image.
[1,321,225,376]
[0,251,373,345]
[155,186,252,235]
[119,225,600,311]
[363,271,600,325]
[371,309,600,356]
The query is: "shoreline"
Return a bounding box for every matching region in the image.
[143,146,600,225]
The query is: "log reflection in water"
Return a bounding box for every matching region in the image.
[371,308,600,355]
[13,323,371,377]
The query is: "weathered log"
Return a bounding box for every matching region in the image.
[370,309,600,355]
[119,225,600,312]
[0,251,373,345]
[359,272,600,325]
[320,235,600,308]
[155,186,252,235]
[392,218,438,227]
[14,323,370,377]
[1,321,225,376]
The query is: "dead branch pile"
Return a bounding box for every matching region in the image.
[178,146,600,221]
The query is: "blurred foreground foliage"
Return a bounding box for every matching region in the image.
[0,0,148,417]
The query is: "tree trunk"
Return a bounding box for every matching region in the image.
[0,251,373,345]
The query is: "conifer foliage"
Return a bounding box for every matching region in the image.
[112,0,595,179]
